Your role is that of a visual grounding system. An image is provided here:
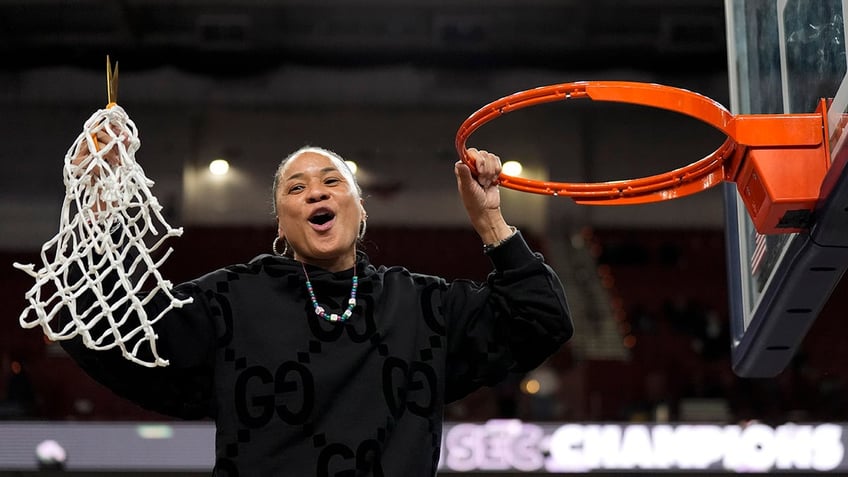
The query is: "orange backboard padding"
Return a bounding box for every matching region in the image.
[456,81,831,234]
[738,147,830,233]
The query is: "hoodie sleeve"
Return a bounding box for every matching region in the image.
[58,261,222,419]
[441,230,573,402]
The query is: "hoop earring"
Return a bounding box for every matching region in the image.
[358,220,367,240]
[273,237,289,256]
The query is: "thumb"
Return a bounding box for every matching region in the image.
[454,161,478,192]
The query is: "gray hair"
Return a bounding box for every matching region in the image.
[272,146,362,217]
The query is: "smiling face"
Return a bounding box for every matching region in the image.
[274,149,365,272]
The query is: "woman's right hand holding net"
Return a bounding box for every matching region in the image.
[68,108,138,222]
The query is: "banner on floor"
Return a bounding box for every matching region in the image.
[0,420,844,472]
[439,420,846,473]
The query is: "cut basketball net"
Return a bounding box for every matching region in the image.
[13,57,189,367]
[457,81,832,235]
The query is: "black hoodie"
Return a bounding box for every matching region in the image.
[61,230,573,476]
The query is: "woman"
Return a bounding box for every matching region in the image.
[62,145,573,476]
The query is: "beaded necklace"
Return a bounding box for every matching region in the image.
[301,262,358,322]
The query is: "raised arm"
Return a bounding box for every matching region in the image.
[52,109,219,417]
[443,148,574,402]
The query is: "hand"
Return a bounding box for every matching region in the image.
[71,121,129,175]
[70,120,130,215]
[454,148,513,245]
[455,148,501,212]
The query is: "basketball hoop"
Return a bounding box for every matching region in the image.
[456,81,832,234]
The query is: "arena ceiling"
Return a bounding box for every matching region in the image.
[0,0,727,76]
[0,0,732,248]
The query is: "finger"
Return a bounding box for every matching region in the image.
[454,160,474,188]
[93,129,126,166]
[72,135,99,166]
[464,147,480,171]
[464,148,488,183]
[478,150,502,174]
[456,160,488,199]
[473,150,498,187]
[88,132,110,154]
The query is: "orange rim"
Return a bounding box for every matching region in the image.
[455,81,738,204]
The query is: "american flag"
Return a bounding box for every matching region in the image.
[751,232,767,275]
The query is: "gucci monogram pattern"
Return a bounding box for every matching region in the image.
[60,232,572,476]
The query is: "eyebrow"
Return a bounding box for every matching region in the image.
[285,166,340,182]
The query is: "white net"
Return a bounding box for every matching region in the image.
[14,105,191,367]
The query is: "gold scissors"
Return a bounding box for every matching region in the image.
[89,55,121,152]
[106,55,119,107]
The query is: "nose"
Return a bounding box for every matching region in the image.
[306,184,330,203]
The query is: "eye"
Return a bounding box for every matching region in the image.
[325,177,342,185]
[287,184,305,194]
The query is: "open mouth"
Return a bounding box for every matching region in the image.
[308,210,336,226]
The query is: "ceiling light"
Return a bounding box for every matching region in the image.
[502,160,523,176]
[345,160,358,175]
[209,159,230,176]
[521,378,541,395]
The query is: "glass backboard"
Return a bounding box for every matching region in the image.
[725,0,848,377]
